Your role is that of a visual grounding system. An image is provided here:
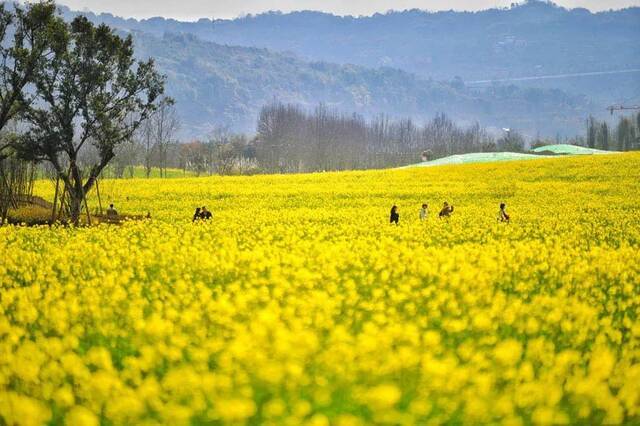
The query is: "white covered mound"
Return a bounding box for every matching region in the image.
[401,145,620,169]
[531,144,619,155]
[400,152,541,168]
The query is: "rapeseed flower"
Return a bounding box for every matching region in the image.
[0,153,639,424]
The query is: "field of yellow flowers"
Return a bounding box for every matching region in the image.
[2,153,640,425]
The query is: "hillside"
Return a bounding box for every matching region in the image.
[129,32,592,138]
[57,1,640,106]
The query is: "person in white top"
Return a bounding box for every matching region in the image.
[420,203,429,221]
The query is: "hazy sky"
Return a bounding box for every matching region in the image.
[55,0,640,20]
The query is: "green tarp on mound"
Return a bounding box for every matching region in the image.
[531,144,618,155]
[400,152,541,169]
[400,145,621,169]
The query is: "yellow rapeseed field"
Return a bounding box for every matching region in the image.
[1,153,640,425]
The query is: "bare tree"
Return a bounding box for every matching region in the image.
[255,102,497,172]
[180,141,207,176]
[205,128,251,175]
[149,98,180,177]
[112,138,142,178]
[136,118,156,178]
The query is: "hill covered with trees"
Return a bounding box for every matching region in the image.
[57,1,640,103]
[35,1,638,138]
[128,32,591,137]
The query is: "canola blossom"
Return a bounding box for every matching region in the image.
[1,154,640,425]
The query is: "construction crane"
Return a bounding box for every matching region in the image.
[607,105,640,115]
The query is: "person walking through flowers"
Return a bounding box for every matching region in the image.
[439,202,454,218]
[497,202,510,223]
[390,205,400,225]
[420,203,429,221]
[192,207,201,222]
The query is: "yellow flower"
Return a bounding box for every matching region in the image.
[0,392,51,426]
[65,406,99,426]
[494,340,523,366]
[589,347,616,380]
[215,398,257,422]
[1,152,639,424]
[363,384,402,410]
[53,386,75,408]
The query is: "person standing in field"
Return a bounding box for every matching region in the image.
[193,207,201,222]
[439,202,454,218]
[420,203,429,221]
[390,205,400,225]
[498,202,510,223]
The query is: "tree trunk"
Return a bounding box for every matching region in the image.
[68,186,83,226]
[145,139,152,178]
[68,161,85,226]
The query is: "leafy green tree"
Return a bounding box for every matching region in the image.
[19,16,166,224]
[0,1,62,160]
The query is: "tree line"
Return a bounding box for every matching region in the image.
[121,102,525,176]
[114,101,628,177]
[252,102,526,173]
[586,113,640,152]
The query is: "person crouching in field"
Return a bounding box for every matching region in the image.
[201,206,213,220]
[420,203,429,221]
[498,203,510,223]
[193,206,213,222]
[390,205,400,225]
[439,202,454,218]
[106,204,118,217]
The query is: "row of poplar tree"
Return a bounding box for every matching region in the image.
[254,102,525,173]
[586,113,640,152]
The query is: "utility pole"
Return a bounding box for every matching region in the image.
[607,105,640,115]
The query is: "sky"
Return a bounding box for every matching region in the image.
[55,0,640,21]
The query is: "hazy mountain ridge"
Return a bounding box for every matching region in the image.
[130,31,592,138]
[56,1,640,82]
[8,1,631,138]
